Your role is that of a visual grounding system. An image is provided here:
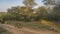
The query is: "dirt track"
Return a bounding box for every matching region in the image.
[0,24,60,34]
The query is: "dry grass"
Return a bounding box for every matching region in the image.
[40,19,54,26]
[3,20,60,32]
[40,19,59,32]
[0,27,12,34]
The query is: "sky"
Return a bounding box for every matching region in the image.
[0,0,44,12]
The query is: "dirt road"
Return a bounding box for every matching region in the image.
[0,24,60,34]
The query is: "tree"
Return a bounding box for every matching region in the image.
[43,0,56,8]
[35,6,48,17]
[23,0,37,8]
[7,6,20,14]
[43,0,60,7]
[42,0,56,14]
[50,6,60,21]
[31,6,48,21]
[7,6,34,21]
[42,0,60,21]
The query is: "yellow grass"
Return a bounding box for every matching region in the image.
[40,19,56,27]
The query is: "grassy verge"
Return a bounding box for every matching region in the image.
[0,27,12,34]
[3,20,60,33]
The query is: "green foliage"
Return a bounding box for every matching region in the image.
[43,0,55,5]
[0,0,60,32]
[34,6,48,20]
[23,0,37,8]
[51,6,60,21]
[0,6,49,22]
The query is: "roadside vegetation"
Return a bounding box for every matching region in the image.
[0,0,60,33]
[0,27,12,34]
